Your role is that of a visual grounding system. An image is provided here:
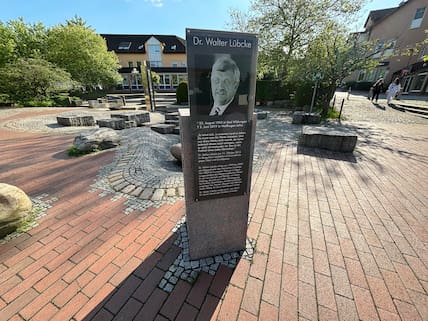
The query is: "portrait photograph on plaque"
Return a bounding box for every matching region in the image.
[186,29,258,202]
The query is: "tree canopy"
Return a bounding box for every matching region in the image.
[0,16,121,104]
[229,0,374,115]
[46,17,121,88]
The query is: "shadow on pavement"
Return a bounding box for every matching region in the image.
[81,232,231,321]
[296,145,357,163]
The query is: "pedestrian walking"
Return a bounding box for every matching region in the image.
[387,78,401,106]
[371,78,384,103]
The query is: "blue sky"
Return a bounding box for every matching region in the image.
[0,0,404,39]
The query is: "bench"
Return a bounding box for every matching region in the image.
[298,126,357,152]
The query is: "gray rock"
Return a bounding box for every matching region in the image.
[73,128,121,152]
[0,183,32,238]
[170,143,182,162]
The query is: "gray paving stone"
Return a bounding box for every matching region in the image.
[139,188,154,200]
[151,189,165,201]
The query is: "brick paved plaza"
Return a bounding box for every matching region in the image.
[0,92,427,321]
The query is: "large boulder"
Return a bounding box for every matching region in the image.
[170,143,182,162]
[0,183,32,238]
[73,128,121,152]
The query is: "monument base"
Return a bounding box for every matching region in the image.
[179,109,257,260]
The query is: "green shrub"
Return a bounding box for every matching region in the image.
[51,94,70,106]
[176,81,188,104]
[22,100,53,107]
[293,81,313,107]
[256,80,289,103]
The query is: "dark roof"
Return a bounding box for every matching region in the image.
[364,7,398,29]
[101,34,186,54]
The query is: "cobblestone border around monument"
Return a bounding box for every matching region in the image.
[0,194,57,245]
[158,216,255,293]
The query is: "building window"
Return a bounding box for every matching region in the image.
[410,7,425,29]
[358,70,366,81]
[411,72,427,91]
[147,37,162,67]
[383,40,396,56]
[118,42,131,50]
[128,61,134,68]
[373,40,384,58]
[172,61,178,67]
[137,61,142,67]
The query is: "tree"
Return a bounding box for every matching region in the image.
[45,17,121,89]
[0,57,74,102]
[6,18,47,60]
[0,22,16,68]
[296,22,376,115]
[229,0,372,115]
[229,0,366,79]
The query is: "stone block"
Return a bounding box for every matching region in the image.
[165,119,180,126]
[97,118,126,130]
[256,111,268,119]
[150,124,175,134]
[111,112,150,126]
[292,111,305,124]
[125,120,137,128]
[173,127,180,135]
[57,115,95,127]
[165,112,180,121]
[298,126,357,152]
[292,112,321,124]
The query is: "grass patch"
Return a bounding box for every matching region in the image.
[67,144,100,157]
[16,207,42,233]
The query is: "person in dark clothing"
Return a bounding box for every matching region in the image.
[371,78,384,103]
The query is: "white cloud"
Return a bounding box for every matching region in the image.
[145,0,164,7]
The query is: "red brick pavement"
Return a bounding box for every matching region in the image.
[0,109,427,320]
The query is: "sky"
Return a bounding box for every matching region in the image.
[0,0,405,39]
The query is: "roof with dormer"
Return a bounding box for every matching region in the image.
[101,34,186,54]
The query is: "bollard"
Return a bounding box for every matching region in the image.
[338,98,345,121]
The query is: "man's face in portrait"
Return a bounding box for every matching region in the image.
[211,59,239,106]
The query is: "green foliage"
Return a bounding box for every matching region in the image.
[22,99,53,107]
[4,18,47,60]
[45,18,122,88]
[151,71,161,85]
[0,22,16,68]
[256,80,289,103]
[0,57,74,102]
[176,81,188,104]
[291,81,313,107]
[324,107,340,119]
[229,0,366,79]
[67,145,98,157]
[51,94,71,106]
